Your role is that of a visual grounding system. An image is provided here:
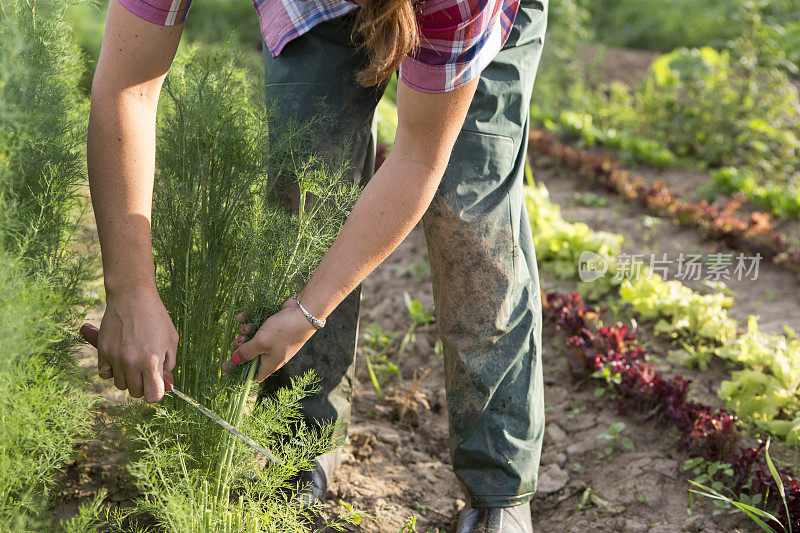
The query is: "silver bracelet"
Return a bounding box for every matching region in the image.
[293,295,326,330]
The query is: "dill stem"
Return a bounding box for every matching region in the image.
[180,227,192,393]
[275,191,306,298]
[213,359,257,504]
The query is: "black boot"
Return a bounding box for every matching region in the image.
[456,503,533,533]
[285,451,340,509]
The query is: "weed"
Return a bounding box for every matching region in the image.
[407,249,431,278]
[400,515,418,532]
[433,339,444,359]
[596,422,635,459]
[567,407,582,421]
[396,293,434,362]
[620,485,649,504]
[362,324,399,400]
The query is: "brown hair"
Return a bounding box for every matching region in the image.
[354,0,419,86]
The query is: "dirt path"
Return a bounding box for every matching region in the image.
[578,45,659,87]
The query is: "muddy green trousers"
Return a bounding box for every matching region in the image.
[262,0,547,507]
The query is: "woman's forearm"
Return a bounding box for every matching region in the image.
[299,149,442,318]
[296,77,479,321]
[88,90,160,294]
[86,1,184,402]
[87,1,181,295]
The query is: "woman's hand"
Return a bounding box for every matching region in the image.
[223,299,319,382]
[99,286,178,402]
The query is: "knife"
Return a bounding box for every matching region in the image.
[79,323,282,464]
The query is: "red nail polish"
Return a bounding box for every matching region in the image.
[231,353,241,365]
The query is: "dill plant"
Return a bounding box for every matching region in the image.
[0,253,99,531]
[0,0,94,343]
[0,1,99,529]
[121,47,360,531]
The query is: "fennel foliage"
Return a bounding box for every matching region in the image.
[121,48,361,531]
[0,1,98,529]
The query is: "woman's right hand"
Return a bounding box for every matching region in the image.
[87,0,184,404]
[98,286,178,403]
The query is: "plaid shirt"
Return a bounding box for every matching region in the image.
[117,0,519,93]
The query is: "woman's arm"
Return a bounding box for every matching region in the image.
[229,77,480,380]
[88,1,183,402]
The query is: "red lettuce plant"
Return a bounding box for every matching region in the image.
[544,290,800,530]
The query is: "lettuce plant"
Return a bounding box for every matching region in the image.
[619,273,738,366]
[718,316,800,442]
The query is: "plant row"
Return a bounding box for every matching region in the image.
[529,129,800,276]
[525,180,800,444]
[543,290,799,531]
[525,166,800,527]
[0,2,101,531]
[533,1,800,220]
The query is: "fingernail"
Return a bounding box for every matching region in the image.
[231,353,241,365]
[222,361,234,373]
[236,336,244,343]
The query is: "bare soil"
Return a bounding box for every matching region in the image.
[579,45,659,87]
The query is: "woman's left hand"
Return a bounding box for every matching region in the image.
[223,299,319,382]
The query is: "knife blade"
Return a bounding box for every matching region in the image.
[79,323,282,464]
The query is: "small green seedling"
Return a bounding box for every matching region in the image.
[362,323,399,400]
[397,292,435,361]
[433,339,444,359]
[596,422,634,459]
[591,366,621,399]
[400,515,418,533]
[571,192,608,208]
[407,253,431,278]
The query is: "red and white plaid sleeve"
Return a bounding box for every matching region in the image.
[400,0,520,93]
[117,0,194,26]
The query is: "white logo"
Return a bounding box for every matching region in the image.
[578,251,608,282]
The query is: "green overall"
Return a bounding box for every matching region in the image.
[261,0,547,507]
